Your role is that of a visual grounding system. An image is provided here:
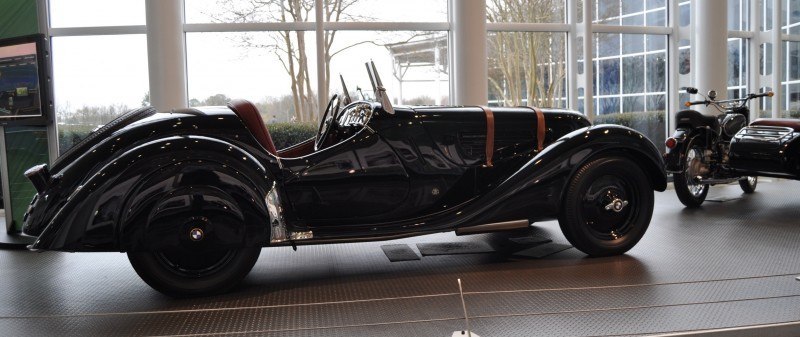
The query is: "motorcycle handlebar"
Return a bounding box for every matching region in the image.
[750,91,775,99]
[684,100,707,107]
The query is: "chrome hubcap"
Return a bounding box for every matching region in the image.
[604,198,629,213]
[685,148,707,196]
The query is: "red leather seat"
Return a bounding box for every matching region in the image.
[227,99,277,155]
[750,118,800,132]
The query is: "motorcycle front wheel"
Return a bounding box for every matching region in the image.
[739,176,758,193]
[674,137,709,208]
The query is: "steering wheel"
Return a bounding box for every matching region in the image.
[315,94,340,151]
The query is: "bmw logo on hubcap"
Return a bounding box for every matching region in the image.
[189,228,204,241]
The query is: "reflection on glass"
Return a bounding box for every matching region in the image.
[622,56,644,94]
[727,0,749,31]
[783,41,800,117]
[782,0,800,34]
[51,35,149,154]
[678,39,691,75]
[593,0,666,26]
[728,38,748,99]
[597,33,620,58]
[488,32,566,108]
[759,87,773,117]
[760,42,772,76]
[329,31,449,106]
[762,0,773,31]
[679,1,690,27]
[784,83,800,117]
[592,33,666,147]
[785,41,800,82]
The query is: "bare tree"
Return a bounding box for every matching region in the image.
[487,0,567,108]
[214,0,361,122]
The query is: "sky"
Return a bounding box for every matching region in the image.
[48,0,449,112]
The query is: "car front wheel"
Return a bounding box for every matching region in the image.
[128,245,261,297]
[558,156,654,257]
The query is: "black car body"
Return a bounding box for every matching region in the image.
[22,67,666,296]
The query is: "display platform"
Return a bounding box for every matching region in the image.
[1,180,799,336]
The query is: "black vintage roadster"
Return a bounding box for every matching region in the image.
[22,64,666,296]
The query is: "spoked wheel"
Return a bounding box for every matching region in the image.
[674,137,709,208]
[558,156,654,257]
[127,224,261,297]
[739,176,757,193]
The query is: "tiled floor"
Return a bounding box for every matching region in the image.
[1,181,800,336]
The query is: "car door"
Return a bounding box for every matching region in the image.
[280,127,410,225]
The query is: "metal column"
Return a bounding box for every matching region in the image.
[451,0,487,106]
[694,0,728,115]
[145,0,188,111]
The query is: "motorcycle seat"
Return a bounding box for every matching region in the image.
[750,118,800,132]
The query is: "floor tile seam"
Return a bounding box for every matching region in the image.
[465,272,800,296]
[0,292,462,319]
[466,293,800,321]
[603,319,800,337]
[143,316,465,337]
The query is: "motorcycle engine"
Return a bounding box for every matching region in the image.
[720,114,747,140]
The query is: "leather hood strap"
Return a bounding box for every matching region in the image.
[532,106,546,151]
[478,106,495,167]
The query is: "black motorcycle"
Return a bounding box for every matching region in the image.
[664,87,779,207]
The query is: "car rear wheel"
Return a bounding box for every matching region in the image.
[558,156,654,257]
[128,245,261,298]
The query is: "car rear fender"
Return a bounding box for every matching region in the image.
[30,135,273,252]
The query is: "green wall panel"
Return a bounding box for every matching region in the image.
[0,0,39,39]
[5,126,49,231]
[1,0,46,232]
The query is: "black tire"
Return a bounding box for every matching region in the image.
[128,246,261,298]
[558,156,654,257]
[673,136,709,208]
[739,176,757,193]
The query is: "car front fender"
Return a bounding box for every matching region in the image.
[455,124,667,226]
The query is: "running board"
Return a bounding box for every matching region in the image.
[696,177,747,185]
[455,220,530,235]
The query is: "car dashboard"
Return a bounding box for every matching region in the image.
[335,101,374,139]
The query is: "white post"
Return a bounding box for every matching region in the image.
[145,0,188,111]
[567,0,578,111]
[748,0,761,120]
[694,0,728,115]
[582,0,594,120]
[667,0,679,133]
[451,0,487,105]
[772,0,782,118]
[316,0,325,119]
